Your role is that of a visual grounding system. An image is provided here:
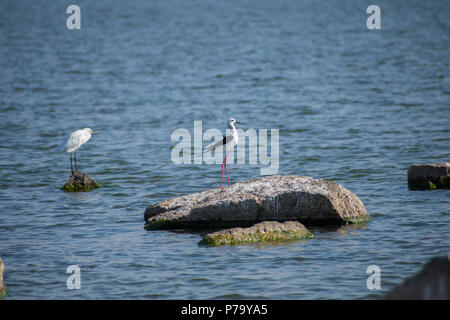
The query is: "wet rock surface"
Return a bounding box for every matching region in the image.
[384,253,450,300]
[199,221,313,246]
[145,175,369,230]
[61,170,99,192]
[407,163,449,190]
[0,257,5,298]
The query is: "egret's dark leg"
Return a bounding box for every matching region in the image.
[70,153,74,175]
[74,150,78,171]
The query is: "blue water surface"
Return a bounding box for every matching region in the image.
[0,0,449,299]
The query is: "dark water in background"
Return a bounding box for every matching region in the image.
[0,0,449,299]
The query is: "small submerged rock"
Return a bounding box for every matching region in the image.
[0,257,6,298]
[407,163,449,190]
[384,253,450,300]
[61,170,99,192]
[144,175,369,230]
[199,221,313,246]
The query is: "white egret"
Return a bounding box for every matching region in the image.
[61,128,99,174]
[204,118,239,189]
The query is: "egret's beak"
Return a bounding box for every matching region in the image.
[92,131,100,134]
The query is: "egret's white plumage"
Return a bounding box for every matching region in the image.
[61,128,98,173]
[204,118,239,189]
[61,128,95,153]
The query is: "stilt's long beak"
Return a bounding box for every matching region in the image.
[235,120,245,129]
[237,122,248,130]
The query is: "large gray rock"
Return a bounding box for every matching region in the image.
[407,163,449,190]
[385,254,450,300]
[199,221,313,246]
[145,175,369,229]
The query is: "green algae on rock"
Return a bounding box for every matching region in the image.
[144,219,172,230]
[145,175,370,229]
[61,170,100,192]
[199,221,313,246]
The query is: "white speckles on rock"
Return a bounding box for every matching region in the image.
[144,175,369,229]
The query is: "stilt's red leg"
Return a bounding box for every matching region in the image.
[224,153,231,186]
[220,157,225,189]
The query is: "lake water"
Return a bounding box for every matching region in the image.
[0,0,449,299]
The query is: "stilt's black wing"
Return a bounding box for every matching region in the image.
[204,135,234,152]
